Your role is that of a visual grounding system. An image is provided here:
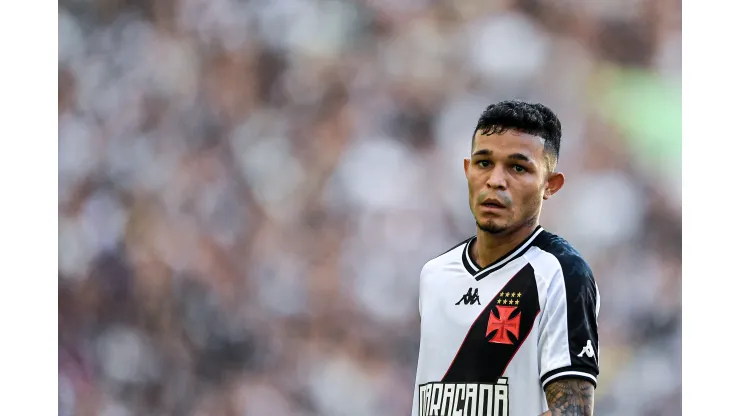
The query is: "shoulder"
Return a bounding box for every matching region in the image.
[530,231,595,288]
[420,237,472,276]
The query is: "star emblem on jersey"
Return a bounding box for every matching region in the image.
[496,291,521,305]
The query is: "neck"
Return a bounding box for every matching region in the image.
[473,222,539,269]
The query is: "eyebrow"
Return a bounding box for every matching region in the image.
[472,150,534,164]
[471,149,492,157]
[507,153,534,164]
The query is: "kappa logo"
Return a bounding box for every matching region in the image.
[577,340,596,359]
[455,287,481,305]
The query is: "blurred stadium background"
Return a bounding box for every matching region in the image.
[58,0,681,415]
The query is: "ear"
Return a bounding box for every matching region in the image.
[543,171,565,200]
[464,158,471,178]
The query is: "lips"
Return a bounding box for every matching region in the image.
[482,200,506,209]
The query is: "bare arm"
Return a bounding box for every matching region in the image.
[539,379,594,416]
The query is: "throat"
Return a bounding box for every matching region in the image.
[472,225,539,269]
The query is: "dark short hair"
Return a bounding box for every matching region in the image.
[472,100,562,162]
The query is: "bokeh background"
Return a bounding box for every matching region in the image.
[58,0,682,415]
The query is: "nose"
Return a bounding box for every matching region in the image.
[486,165,507,190]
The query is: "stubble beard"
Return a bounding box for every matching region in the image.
[475,213,539,236]
[476,218,509,235]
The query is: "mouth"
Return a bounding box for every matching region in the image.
[481,200,507,209]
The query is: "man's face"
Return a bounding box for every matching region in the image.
[464,129,562,235]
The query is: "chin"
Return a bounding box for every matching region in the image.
[476,220,509,235]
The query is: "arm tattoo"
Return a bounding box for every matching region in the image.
[542,379,594,416]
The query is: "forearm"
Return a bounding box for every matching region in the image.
[539,379,594,416]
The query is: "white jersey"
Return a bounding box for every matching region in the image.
[411,226,600,416]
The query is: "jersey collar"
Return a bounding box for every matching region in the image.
[462,225,544,281]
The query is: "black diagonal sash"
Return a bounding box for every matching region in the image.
[442,264,540,383]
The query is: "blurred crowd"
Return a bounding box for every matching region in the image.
[58,0,681,415]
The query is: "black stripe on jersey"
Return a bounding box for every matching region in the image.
[532,231,600,388]
[461,240,478,275]
[462,226,544,281]
[441,264,540,383]
[540,365,598,389]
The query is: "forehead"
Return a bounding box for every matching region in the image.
[472,130,546,160]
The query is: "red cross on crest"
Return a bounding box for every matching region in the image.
[486,305,521,345]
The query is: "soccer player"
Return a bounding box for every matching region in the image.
[411,101,600,416]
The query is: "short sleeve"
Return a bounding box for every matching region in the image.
[538,256,600,389]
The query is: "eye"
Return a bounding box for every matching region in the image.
[476,160,491,168]
[512,165,527,173]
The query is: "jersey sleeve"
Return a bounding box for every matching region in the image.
[538,256,600,389]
